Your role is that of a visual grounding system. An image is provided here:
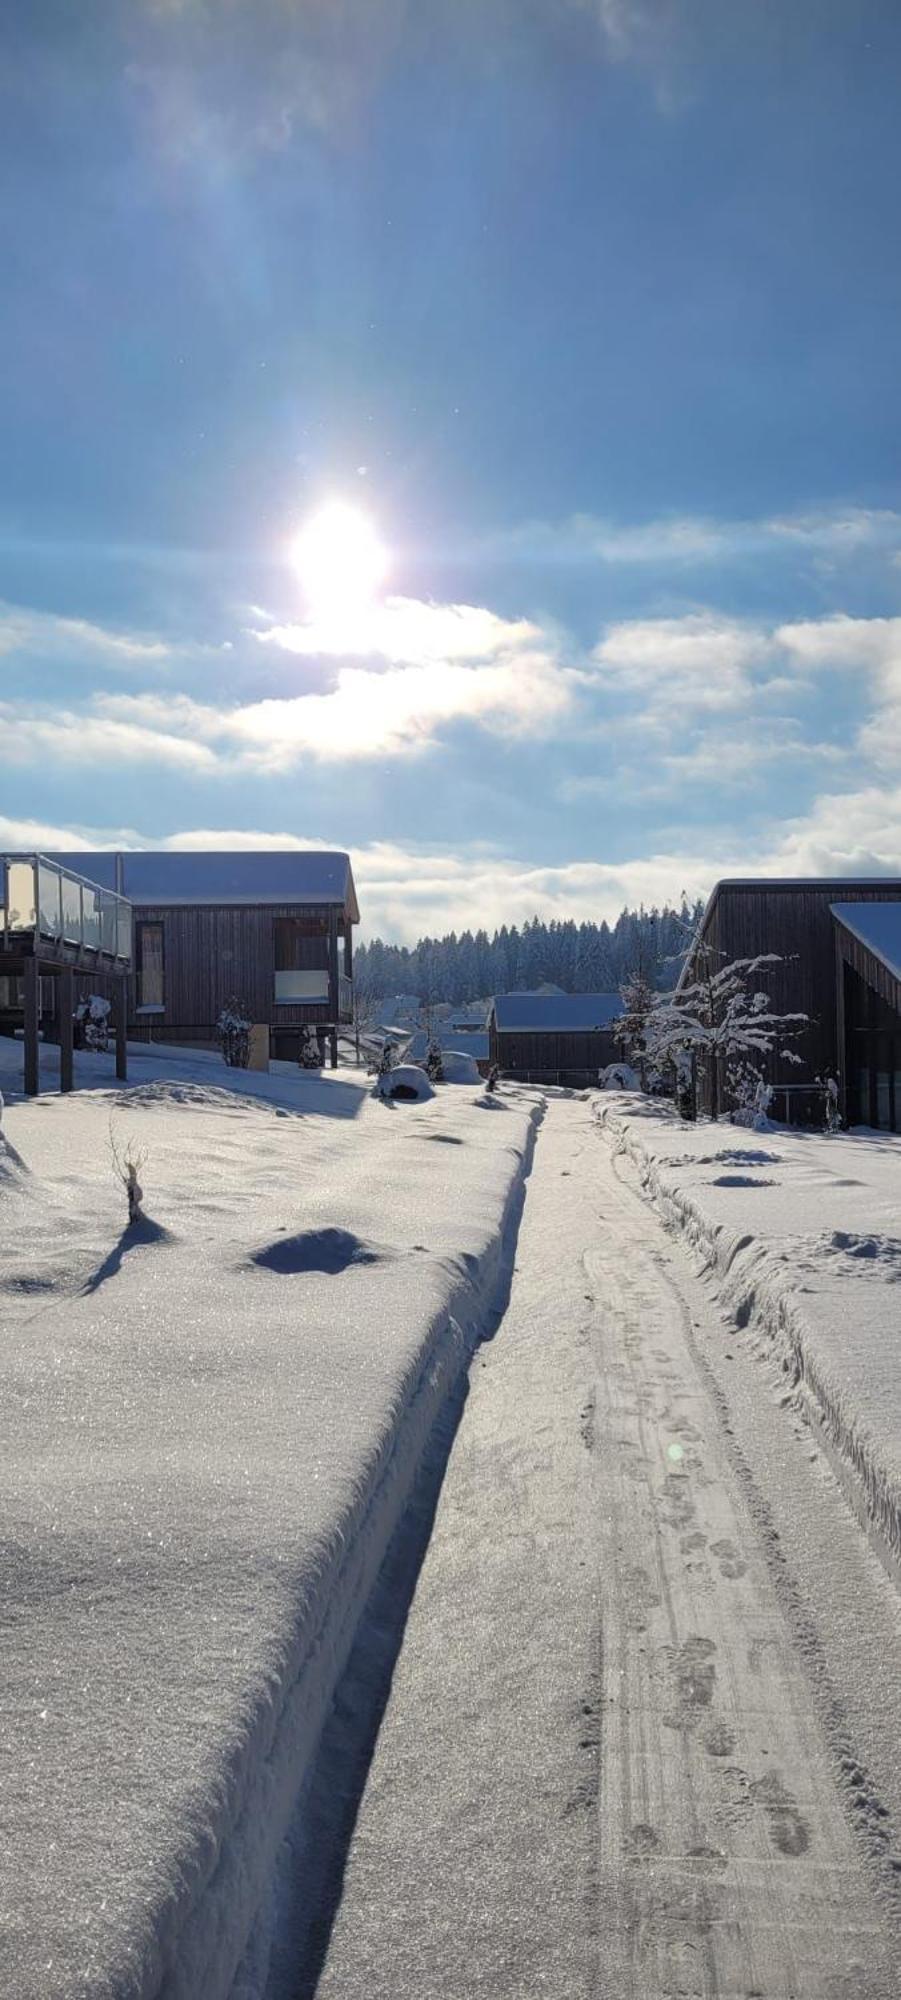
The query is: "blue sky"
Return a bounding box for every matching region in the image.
[2,0,901,939]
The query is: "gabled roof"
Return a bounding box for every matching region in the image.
[46,850,359,920]
[831,902,901,982]
[490,992,622,1033]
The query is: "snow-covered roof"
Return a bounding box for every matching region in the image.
[831,902,901,983]
[407,1029,490,1061]
[45,850,359,919]
[490,993,622,1033]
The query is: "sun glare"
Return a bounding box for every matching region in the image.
[292,501,388,618]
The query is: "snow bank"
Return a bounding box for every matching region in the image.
[595,1095,901,1575]
[0,1039,539,1999]
[437,1050,482,1085]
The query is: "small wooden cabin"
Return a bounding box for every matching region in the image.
[680,877,901,1129]
[52,850,360,1067]
[488,992,622,1086]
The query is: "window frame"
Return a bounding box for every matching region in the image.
[135,919,166,1014]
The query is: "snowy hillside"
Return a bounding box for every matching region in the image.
[0,1039,537,1999]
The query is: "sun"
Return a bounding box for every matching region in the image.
[292,501,388,618]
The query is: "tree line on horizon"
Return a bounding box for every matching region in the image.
[354,898,706,1007]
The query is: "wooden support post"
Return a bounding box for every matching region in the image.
[23,957,40,1097]
[59,967,74,1093]
[330,1027,338,1069]
[116,976,128,1082]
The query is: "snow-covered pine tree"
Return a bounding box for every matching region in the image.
[616,967,657,1086]
[425,1038,444,1083]
[377,1039,396,1079]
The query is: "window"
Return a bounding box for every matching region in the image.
[274,917,330,1004]
[136,921,165,1010]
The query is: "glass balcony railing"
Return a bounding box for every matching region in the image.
[1,855,133,965]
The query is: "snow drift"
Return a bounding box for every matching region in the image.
[0,1042,539,1999]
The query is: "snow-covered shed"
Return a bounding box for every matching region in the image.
[681,878,901,1129]
[488,991,622,1086]
[47,850,360,1068]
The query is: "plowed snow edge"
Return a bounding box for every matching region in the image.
[594,1101,901,1582]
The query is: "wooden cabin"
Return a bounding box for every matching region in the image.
[488,992,622,1086]
[50,850,360,1068]
[680,878,901,1129]
[0,853,132,1094]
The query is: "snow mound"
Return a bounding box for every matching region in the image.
[113,1080,271,1114]
[249,1229,384,1276]
[818,1230,901,1276]
[438,1051,482,1085]
[378,1064,435,1103]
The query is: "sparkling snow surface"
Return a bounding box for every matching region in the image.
[0,1039,536,1999]
[596,1095,901,1571]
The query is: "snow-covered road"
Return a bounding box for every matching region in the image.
[297,1094,901,1998]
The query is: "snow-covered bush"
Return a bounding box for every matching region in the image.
[484,1063,500,1093]
[598,1061,639,1090]
[817,1073,842,1134]
[377,1062,435,1103]
[75,994,111,1053]
[298,1027,321,1070]
[216,998,251,1069]
[376,1039,396,1080]
[425,1038,445,1084]
[728,1062,774,1130]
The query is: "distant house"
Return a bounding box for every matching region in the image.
[680,878,901,1129]
[49,850,359,1067]
[488,992,622,1086]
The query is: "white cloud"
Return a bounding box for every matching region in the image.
[0,600,170,666]
[251,596,540,665]
[593,613,769,712]
[491,504,901,570]
[0,704,217,772]
[88,597,574,765]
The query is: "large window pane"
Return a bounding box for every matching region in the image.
[274,969,329,1002]
[100,894,117,956]
[117,902,132,962]
[82,887,102,951]
[38,863,63,939]
[7,860,36,931]
[137,922,164,1009]
[62,874,83,945]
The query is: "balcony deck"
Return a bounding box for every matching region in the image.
[1,856,133,1095]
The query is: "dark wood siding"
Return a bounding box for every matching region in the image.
[120,903,349,1041]
[686,881,901,1115]
[493,1026,620,1083]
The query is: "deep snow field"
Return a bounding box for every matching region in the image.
[0,1037,536,1999]
[595,1093,901,1575]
